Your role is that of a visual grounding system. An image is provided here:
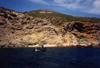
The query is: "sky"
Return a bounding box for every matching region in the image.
[0,0,100,18]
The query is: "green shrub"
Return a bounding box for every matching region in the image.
[77,35,85,39]
[27,10,100,27]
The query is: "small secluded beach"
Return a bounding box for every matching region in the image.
[27,44,57,47]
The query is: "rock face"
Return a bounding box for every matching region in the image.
[0,7,63,47]
[0,7,100,48]
[63,22,100,47]
[39,9,54,14]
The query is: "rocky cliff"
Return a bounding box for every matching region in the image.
[0,7,100,48]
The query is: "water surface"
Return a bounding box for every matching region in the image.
[0,47,100,68]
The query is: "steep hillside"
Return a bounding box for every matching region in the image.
[0,7,100,48]
[25,9,100,26]
[0,7,63,47]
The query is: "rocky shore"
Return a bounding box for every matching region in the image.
[0,42,100,48]
[0,7,100,48]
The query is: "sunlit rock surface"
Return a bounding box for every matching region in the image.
[0,7,100,48]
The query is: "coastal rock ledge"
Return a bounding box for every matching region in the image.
[0,7,100,48]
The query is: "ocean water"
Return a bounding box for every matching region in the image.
[0,47,100,68]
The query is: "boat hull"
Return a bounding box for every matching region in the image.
[35,47,46,52]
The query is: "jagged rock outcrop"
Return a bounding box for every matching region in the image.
[0,7,100,48]
[0,7,63,47]
[39,9,54,14]
[63,21,100,47]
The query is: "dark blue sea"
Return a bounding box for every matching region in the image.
[0,47,100,68]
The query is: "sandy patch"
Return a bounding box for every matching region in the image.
[28,44,57,47]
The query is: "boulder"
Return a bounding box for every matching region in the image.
[0,43,6,48]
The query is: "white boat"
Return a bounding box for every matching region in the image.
[34,45,46,52]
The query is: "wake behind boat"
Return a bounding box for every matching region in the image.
[35,44,46,52]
